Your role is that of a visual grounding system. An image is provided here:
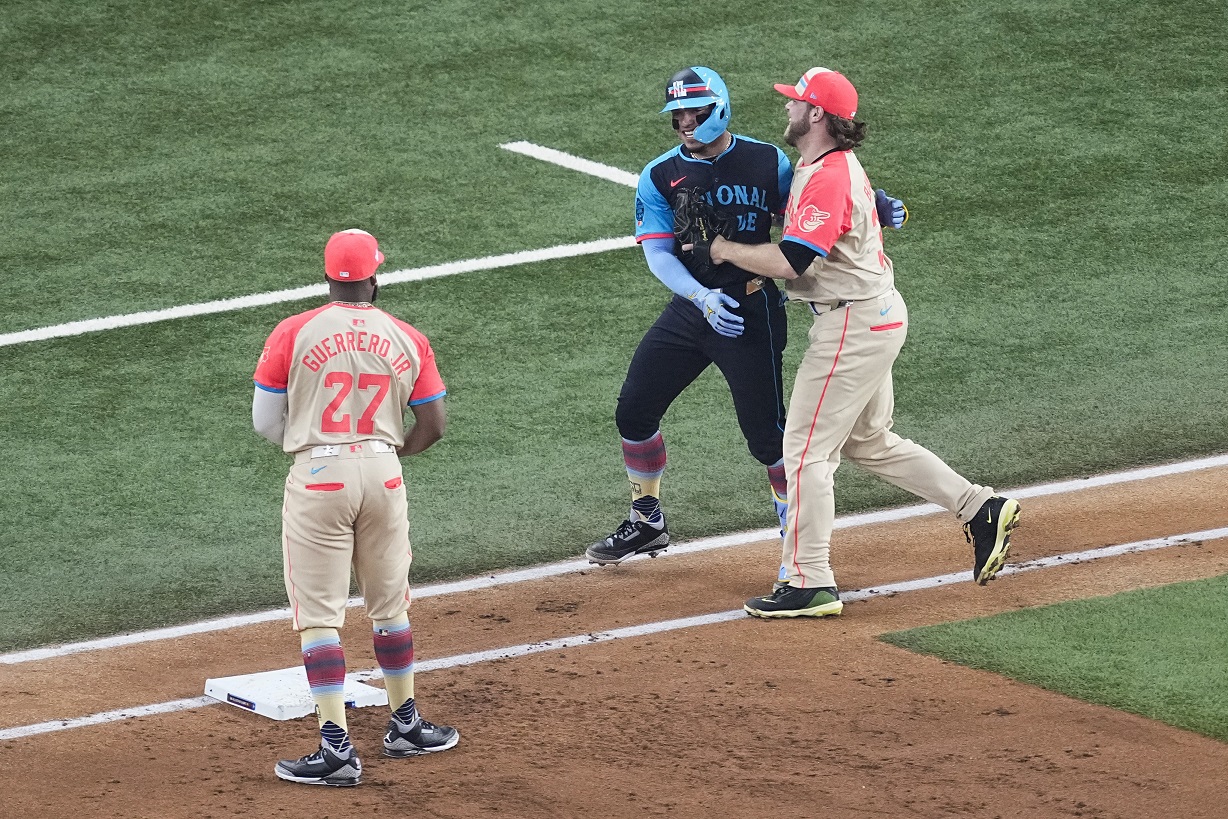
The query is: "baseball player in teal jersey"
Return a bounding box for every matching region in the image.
[703,68,1020,617]
[253,229,458,785]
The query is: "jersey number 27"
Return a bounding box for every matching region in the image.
[320,371,392,435]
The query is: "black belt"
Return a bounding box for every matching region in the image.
[807,300,852,315]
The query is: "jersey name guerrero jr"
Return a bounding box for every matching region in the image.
[253,303,445,453]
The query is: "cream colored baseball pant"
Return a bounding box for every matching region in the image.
[781,290,994,589]
[282,440,413,630]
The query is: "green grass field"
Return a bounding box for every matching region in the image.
[881,575,1228,742]
[1,0,1225,651]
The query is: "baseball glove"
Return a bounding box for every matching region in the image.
[673,187,736,279]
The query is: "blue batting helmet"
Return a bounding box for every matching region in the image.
[660,66,730,145]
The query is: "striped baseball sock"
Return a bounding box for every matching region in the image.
[767,459,789,535]
[320,720,353,755]
[372,613,416,720]
[300,627,350,746]
[623,432,666,526]
[392,697,419,726]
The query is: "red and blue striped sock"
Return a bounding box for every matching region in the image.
[300,627,349,741]
[623,432,666,525]
[373,613,415,717]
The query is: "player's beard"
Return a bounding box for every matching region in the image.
[784,115,811,147]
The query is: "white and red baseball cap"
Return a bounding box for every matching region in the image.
[324,228,384,281]
[774,68,858,119]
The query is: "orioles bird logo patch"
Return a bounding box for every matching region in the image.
[799,205,831,232]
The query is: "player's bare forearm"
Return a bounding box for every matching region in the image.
[709,236,797,280]
[398,398,446,457]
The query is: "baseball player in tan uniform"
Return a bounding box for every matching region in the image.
[252,229,458,785]
[704,68,1021,618]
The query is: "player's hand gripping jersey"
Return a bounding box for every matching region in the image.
[635,135,792,292]
[254,304,445,454]
[781,149,895,304]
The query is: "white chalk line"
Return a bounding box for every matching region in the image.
[500,141,640,189]
[5,452,1226,667]
[0,698,217,743]
[364,524,1228,678]
[2,142,633,349]
[0,235,636,347]
[4,525,1225,742]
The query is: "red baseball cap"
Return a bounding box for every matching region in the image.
[774,67,858,119]
[324,229,385,281]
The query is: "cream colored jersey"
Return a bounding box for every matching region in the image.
[253,303,445,453]
[781,149,895,303]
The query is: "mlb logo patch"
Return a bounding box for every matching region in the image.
[352,318,365,327]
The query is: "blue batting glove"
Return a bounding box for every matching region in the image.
[875,188,908,229]
[690,288,743,338]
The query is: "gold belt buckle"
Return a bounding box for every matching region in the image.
[746,277,765,296]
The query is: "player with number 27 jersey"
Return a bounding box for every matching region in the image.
[253,229,457,787]
[254,304,444,454]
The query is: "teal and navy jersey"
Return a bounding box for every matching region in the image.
[634,134,792,291]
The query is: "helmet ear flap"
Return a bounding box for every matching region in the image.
[688,66,730,144]
[692,98,730,144]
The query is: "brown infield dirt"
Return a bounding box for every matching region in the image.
[4,465,1228,818]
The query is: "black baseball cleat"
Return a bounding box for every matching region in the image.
[383,716,460,758]
[585,518,669,565]
[965,496,1022,585]
[274,744,362,786]
[744,584,843,618]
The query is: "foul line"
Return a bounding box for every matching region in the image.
[500,141,639,188]
[4,525,1224,742]
[4,452,1225,667]
[0,698,216,742]
[0,236,636,347]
